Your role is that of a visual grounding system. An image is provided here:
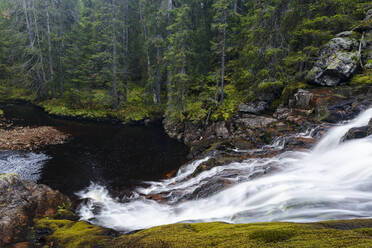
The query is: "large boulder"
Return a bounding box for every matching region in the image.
[0,174,69,246]
[236,115,277,129]
[366,9,372,21]
[289,89,314,109]
[238,101,268,115]
[342,118,372,142]
[306,33,360,86]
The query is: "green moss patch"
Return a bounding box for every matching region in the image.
[112,220,372,248]
[34,219,113,248]
[350,70,372,86]
[33,218,372,248]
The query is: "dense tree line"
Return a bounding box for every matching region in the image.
[0,0,369,122]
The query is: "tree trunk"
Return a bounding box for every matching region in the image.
[139,1,153,103]
[220,11,226,105]
[32,0,48,99]
[22,0,34,49]
[111,0,119,108]
[166,0,173,107]
[122,0,129,103]
[155,43,161,104]
[57,0,64,97]
[45,0,55,97]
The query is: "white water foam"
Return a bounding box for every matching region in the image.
[77,108,372,232]
[0,151,50,181]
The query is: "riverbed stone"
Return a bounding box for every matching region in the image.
[0,173,69,246]
[341,118,372,142]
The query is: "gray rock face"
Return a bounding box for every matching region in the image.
[238,101,268,115]
[0,174,68,246]
[290,89,314,109]
[215,122,229,139]
[236,115,277,129]
[307,34,360,86]
[365,9,372,21]
[341,118,372,142]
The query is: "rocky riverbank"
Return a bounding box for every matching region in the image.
[0,174,69,247]
[0,125,70,151]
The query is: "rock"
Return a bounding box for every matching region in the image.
[238,101,268,115]
[273,107,291,120]
[184,122,202,144]
[237,115,277,129]
[307,36,360,86]
[215,122,229,139]
[0,174,69,246]
[163,118,184,141]
[341,126,369,142]
[341,118,372,142]
[13,242,30,248]
[366,9,372,21]
[0,126,70,151]
[290,89,314,109]
[335,31,355,38]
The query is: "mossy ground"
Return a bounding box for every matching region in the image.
[34,218,372,248]
[0,87,164,122]
[34,219,113,248]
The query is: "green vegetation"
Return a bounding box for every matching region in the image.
[0,0,370,123]
[34,218,372,248]
[350,69,372,86]
[35,219,111,248]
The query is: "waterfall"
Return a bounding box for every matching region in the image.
[77,108,372,232]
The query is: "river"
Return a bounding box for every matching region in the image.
[0,101,189,197]
[2,101,372,233]
[77,108,372,232]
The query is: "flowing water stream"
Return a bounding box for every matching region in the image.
[77,108,372,232]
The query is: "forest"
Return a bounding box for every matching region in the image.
[0,0,369,123]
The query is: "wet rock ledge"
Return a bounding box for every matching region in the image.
[0,173,69,247]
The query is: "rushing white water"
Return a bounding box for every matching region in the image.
[77,108,372,232]
[0,151,50,181]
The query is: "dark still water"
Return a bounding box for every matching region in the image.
[0,101,189,198]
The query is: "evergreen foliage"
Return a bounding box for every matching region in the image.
[0,0,370,122]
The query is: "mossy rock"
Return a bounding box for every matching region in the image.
[32,218,372,248]
[34,219,116,248]
[112,220,372,248]
[53,209,79,221]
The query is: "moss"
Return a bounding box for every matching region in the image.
[53,209,78,221]
[0,108,3,116]
[111,220,372,248]
[0,173,18,180]
[249,228,296,243]
[257,81,284,91]
[34,219,113,248]
[33,218,372,248]
[354,228,372,237]
[350,70,372,86]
